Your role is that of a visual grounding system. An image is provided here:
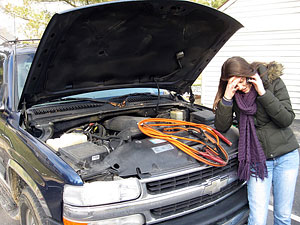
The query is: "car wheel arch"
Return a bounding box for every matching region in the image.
[7,159,52,218]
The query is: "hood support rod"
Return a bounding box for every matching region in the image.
[189,86,195,106]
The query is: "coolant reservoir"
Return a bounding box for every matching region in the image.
[170,109,185,121]
[46,133,87,151]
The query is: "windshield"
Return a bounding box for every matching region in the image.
[17,53,34,98]
[70,88,162,99]
[33,88,166,107]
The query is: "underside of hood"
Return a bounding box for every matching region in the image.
[20,0,242,109]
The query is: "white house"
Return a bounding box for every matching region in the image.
[201,0,300,119]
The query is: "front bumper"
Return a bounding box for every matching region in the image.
[63,183,248,225]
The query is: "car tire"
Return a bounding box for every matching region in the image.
[19,187,47,225]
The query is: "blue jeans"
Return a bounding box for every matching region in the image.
[247,149,299,225]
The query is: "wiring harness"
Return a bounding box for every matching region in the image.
[138,118,229,167]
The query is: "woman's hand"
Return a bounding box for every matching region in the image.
[224,77,241,100]
[248,73,266,96]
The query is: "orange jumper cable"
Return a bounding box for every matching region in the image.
[138,118,229,167]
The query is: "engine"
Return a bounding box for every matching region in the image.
[33,107,220,180]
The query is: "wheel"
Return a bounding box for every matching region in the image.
[19,187,47,225]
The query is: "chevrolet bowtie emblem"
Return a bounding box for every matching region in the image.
[203,176,229,195]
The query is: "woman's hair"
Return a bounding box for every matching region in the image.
[252,61,283,83]
[212,56,256,112]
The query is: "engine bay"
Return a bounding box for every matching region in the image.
[25,99,238,181]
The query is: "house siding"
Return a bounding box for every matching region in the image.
[201,0,300,119]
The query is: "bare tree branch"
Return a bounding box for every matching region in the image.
[1,4,31,21]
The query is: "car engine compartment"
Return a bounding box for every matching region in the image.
[24,98,238,181]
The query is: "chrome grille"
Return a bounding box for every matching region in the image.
[146,157,238,194]
[150,180,241,218]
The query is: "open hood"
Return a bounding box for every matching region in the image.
[19,0,242,109]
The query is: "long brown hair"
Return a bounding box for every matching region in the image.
[212,56,256,112]
[251,61,283,82]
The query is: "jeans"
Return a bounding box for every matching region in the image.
[247,149,299,225]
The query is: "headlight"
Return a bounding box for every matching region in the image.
[63,214,145,225]
[63,178,141,206]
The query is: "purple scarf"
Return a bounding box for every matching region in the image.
[235,87,267,181]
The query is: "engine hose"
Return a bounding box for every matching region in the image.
[138,118,229,167]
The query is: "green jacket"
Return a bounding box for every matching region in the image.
[215,71,299,159]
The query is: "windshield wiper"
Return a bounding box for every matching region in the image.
[49,92,168,108]
[108,92,159,100]
[50,97,108,104]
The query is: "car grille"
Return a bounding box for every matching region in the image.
[150,180,241,218]
[146,157,238,194]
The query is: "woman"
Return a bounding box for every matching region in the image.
[213,56,299,225]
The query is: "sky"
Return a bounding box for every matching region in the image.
[0,0,71,42]
[0,0,17,41]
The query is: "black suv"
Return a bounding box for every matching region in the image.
[0,1,248,224]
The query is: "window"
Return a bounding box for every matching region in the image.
[16,53,34,98]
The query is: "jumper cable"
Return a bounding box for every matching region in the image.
[138,118,229,167]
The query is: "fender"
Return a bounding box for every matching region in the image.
[8,159,51,217]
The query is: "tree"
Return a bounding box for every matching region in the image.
[1,0,118,39]
[36,0,114,7]
[2,0,52,39]
[1,0,227,39]
[192,0,227,8]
